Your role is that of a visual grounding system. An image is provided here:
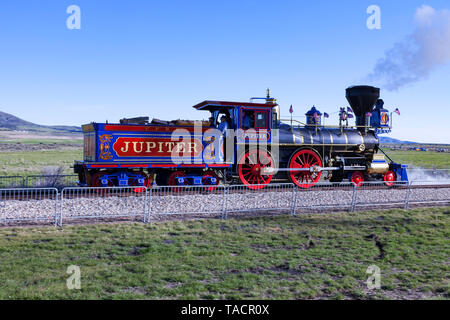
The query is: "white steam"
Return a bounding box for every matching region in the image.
[407,167,450,184]
[367,5,450,91]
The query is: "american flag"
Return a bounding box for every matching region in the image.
[394,108,400,115]
[313,112,318,119]
[289,105,293,114]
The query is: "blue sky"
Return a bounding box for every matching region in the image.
[0,0,449,143]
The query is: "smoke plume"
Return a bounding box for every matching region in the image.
[367,5,450,91]
[407,167,450,184]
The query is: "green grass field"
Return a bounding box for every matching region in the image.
[384,149,450,169]
[0,207,448,299]
[0,149,82,176]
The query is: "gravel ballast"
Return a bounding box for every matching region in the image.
[0,186,449,224]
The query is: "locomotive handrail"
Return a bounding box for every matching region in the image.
[280,119,372,131]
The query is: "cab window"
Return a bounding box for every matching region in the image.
[255,112,268,128]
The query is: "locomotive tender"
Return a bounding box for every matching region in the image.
[74,85,408,189]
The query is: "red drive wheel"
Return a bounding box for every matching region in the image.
[288,149,322,189]
[350,171,364,187]
[168,171,188,191]
[383,170,396,187]
[202,170,219,191]
[130,171,150,193]
[238,149,274,190]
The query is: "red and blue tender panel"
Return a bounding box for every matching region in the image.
[81,123,231,169]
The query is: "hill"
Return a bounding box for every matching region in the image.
[379,136,418,144]
[0,111,81,134]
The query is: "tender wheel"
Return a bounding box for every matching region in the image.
[130,171,150,193]
[288,149,322,188]
[168,171,188,190]
[383,170,396,187]
[91,172,114,193]
[350,171,364,186]
[202,170,220,191]
[238,149,274,190]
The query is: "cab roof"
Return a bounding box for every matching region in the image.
[193,100,277,111]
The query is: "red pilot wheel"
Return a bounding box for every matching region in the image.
[238,149,274,190]
[383,170,397,187]
[288,149,322,189]
[130,171,150,193]
[350,171,364,187]
[202,170,220,191]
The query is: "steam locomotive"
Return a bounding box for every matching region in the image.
[74,85,408,189]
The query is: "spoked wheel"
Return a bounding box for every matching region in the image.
[202,170,220,191]
[288,149,322,188]
[238,149,274,190]
[350,171,364,187]
[383,170,396,187]
[168,171,188,191]
[130,171,150,193]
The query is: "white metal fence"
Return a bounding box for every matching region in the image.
[149,185,226,220]
[225,184,295,218]
[0,182,449,227]
[294,182,355,214]
[0,188,59,225]
[60,187,147,225]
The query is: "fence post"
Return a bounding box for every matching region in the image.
[54,188,59,227]
[222,187,228,220]
[350,185,357,212]
[144,187,151,223]
[404,181,411,210]
[58,188,64,227]
[290,185,298,216]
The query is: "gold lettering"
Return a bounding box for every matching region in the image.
[176,142,185,153]
[165,142,176,152]
[189,142,198,154]
[145,141,156,152]
[120,141,130,153]
[132,141,144,153]
[158,141,164,153]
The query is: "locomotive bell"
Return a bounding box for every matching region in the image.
[345,85,380,127]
